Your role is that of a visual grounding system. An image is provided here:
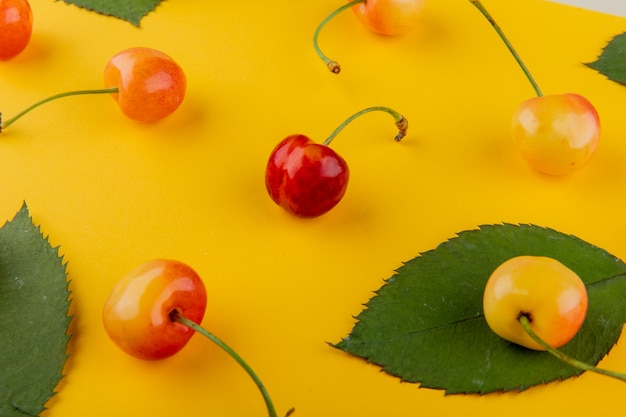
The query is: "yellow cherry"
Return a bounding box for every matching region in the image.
[483,256,588,350]
[512,94,600,175]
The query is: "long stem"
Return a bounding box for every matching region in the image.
[172,311,282,417]
[468,0,543,97]
[519,315,626,382]
[0,87,119,132]
[313,0,365,74]
[323,106,408,146]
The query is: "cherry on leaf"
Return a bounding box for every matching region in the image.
[0,47,186,133]
[0,0,33,60]
[483,255,626,383]
[265,106,408,218]
[103,259,289,417]
[468,0,600,174]
[313,0,425,74]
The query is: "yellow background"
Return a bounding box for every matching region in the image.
[1,0,625,415]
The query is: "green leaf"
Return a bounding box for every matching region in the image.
[0,203,72,416]
[586,32,626,85]
[333,224,626,394]
[60,0,164,27]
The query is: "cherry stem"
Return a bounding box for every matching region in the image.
[313,0,365,74]
[172,311,288,417]
[323,106,408,146]
[468,0,543,97]
[519,315,626,382]
[0,87,120,133]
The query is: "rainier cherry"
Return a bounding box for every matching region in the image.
[313,0,425,73]
[103,259,290,417]
[469,0,600,175]
[483,256,587,351]
[0,0,33,60]
[265,106,408,217]
[0,47,186,132]
[483,256,626,382]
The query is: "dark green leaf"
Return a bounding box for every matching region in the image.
[0,203,72,416]
[586,32,626,85]
[59,0,164,27]
[333,224,626,394]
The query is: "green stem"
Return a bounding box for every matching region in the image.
[468,0,543,97]
[313,0,365,74]
[172,311,282,417]
[519,315,626,382]
[323,106,408,146]
[0,87,119,132]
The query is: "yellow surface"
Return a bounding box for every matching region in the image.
[1,0,626,415]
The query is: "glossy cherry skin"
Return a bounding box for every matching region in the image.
[265,134,350,218]
[0,0,33,60]
[103,259,207,360]
[352,0,425,36]
[103,47,187,123]
[483,256,588,350]
[512,93,600,175]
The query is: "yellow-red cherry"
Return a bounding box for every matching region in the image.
[0,0,33,60]
[483,256,588,351]
[265,134,350,218]
[512,93,600,175]
[352,0,425,36]
[102,259,207,360]
[103,47,187,123]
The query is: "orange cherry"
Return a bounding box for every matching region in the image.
[0,0,33,60]
[104,47,187,123]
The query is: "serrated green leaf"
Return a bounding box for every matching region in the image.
[60,0,164,27]
[333,224,626,395]
[0,203,72,417]
[586,32,626,85]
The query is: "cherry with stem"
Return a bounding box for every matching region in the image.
[519,314,626,383]
[172,310,294,417]
[467,0,600,175]
[265,105,407,217]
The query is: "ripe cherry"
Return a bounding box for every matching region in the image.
[469,0,600,175]
[102,259,207,360]
[0,47,186,132]
[0,0,33,60]
[483,256,626,383]
[512,93,600,175]
[104,47,186,123]
[103,259,289,417]
[483,256,587,350]
[313,0,425,73]
[265,106,408,217]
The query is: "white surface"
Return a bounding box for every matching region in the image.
[549,0,626,17]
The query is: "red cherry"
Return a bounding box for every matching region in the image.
[265,134,350,218]
[0,0,33,60]
[265,106,408,218]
